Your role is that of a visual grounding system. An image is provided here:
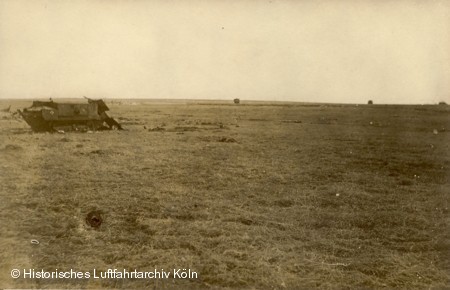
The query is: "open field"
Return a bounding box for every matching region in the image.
[0,99,449,289]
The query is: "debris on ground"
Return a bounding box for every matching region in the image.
[218,137,237,143]
[282,120,302,123]
[148,126,166,132]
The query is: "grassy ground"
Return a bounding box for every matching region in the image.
[0,100,449,289]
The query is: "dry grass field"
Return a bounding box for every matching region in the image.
[0,99,449,289]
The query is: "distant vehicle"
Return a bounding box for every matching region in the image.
[18,98,123,132]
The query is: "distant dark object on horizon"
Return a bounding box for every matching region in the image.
[234,98,240,104]
[438,101,447,105]
[368,100,373,105]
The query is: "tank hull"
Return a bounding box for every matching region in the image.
[18,98,122,132]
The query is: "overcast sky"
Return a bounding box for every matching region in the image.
[0,0,449,104]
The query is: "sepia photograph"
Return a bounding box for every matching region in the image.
[0,0,449,288]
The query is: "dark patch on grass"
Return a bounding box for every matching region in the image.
[2,144,23,151]
[148,126,166,132]
[274,199,295,207]
[399,179,413,186]
[86,210,103,228]
[218,137,237,143]
[174,126,200,132]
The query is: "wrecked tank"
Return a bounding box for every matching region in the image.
[18,98,123,132]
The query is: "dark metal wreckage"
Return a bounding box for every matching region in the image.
[18,97,122,132]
